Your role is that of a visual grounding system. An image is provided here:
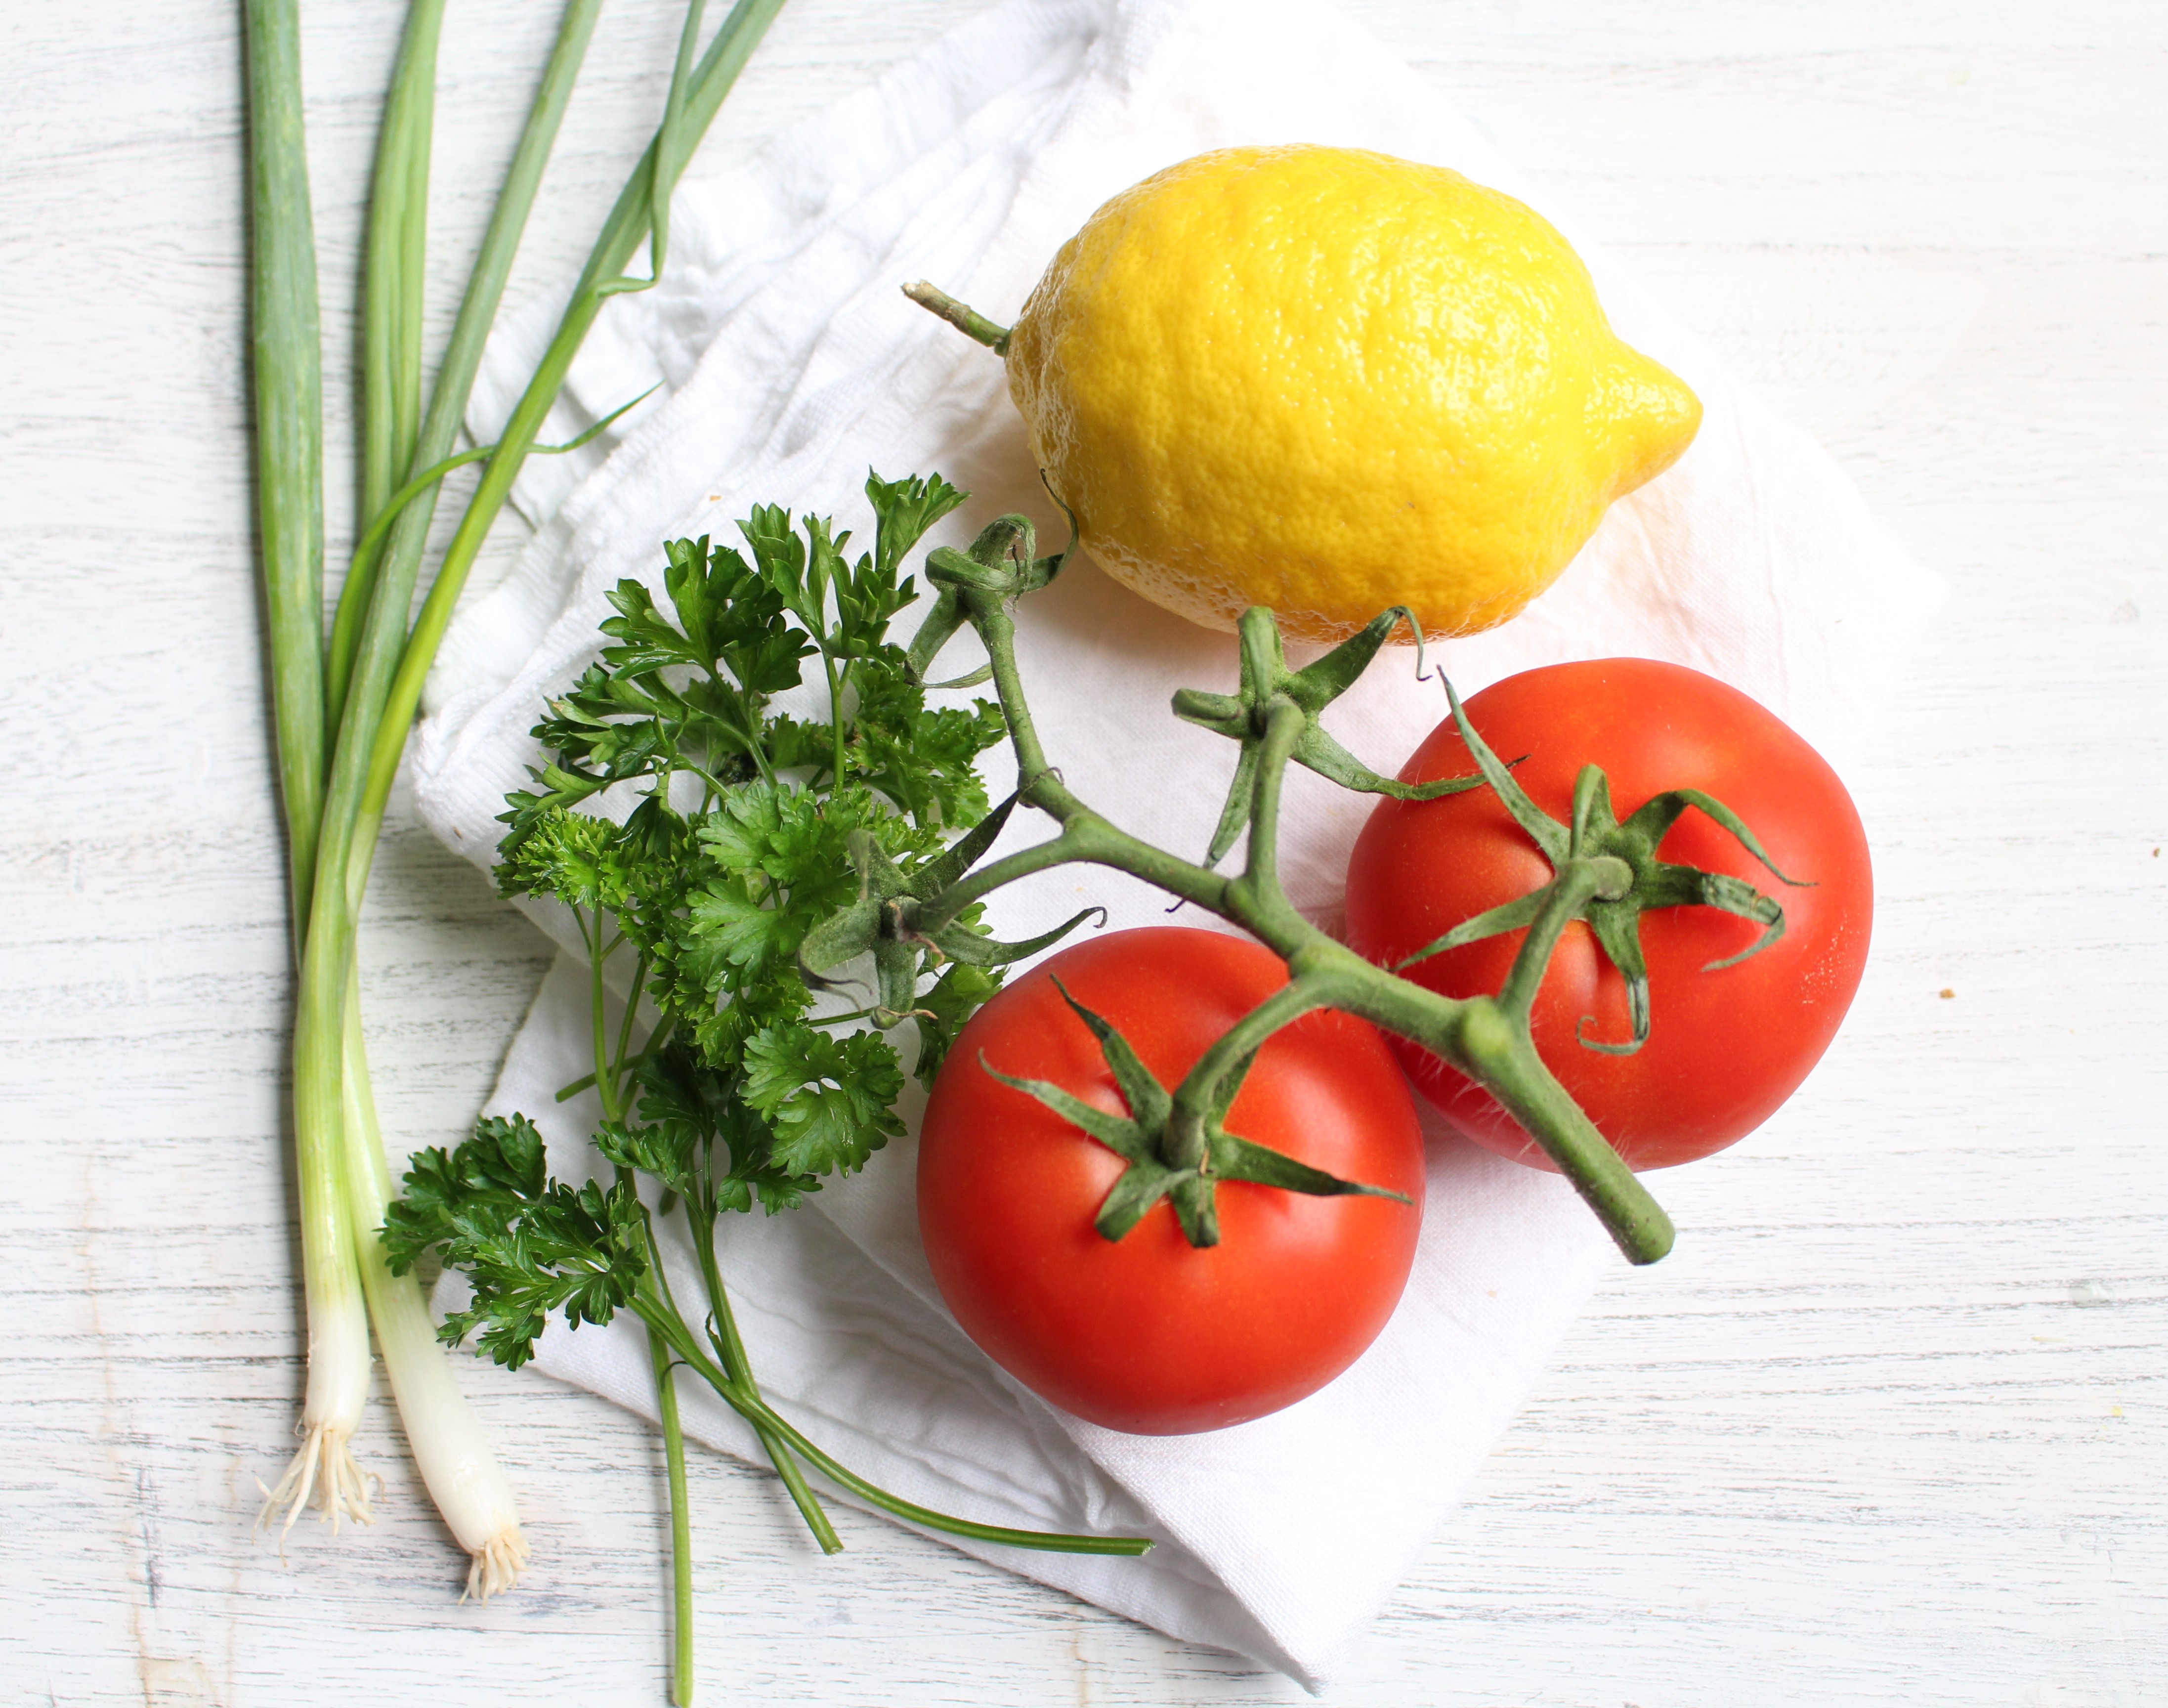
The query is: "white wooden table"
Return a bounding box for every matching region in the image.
[5,2,2164,1703]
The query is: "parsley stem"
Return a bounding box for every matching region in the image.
[618,1120,703,1688]
[588,925,707,1651]
[684,1206,840,1552]
[649,1334,697,1707]
[821,644,849,790]
[686,755,744,798]
[634,1302,1153,1557]
[613,951,651,1096]
[588,908,621,1122]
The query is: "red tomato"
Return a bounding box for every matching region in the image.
[917,927,1426,1435]
[1344,659,1871,1172]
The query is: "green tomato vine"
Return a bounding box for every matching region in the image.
[830,503,1787,1267]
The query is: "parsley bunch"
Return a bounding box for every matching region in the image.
[386,473,1146,1691]
[492,470,1007,1201]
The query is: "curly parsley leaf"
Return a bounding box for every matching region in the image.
[627,1041,816,1216]
[866,470,969,582]
[384,1113,649,1371]
[497,802,637,911]
[741,1022,906,1177]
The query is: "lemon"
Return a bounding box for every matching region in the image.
[999,145,1702,644]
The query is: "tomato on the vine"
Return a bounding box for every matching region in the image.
[1344,658,1872,1172]
[917,927,1426,1435]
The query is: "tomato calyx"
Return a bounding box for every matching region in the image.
[980,976,1411,1248]
[798,791,1103,1029]
[904,511,1071,689]
[1172,607,1488,867]
[1395,676,1811,1056]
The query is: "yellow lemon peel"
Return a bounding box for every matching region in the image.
[991,145,1702,644]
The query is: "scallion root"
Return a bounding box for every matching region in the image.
[257,1421,375,1550]
[463,1526,531,1602]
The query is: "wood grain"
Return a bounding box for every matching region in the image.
[2,1,2162,1703]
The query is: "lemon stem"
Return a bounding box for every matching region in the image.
[903,280,1011,356]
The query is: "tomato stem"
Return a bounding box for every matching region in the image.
[1163,977,1331,1171]
[1230,692,1304,904]
[1494,855,1630,1020]
[985,973,1412,1246]
[908,516,1679,1265]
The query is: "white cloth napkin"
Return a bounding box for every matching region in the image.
[411,0,1945,1686]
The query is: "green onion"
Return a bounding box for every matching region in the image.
[341,970,526,1595]
[357,0,793,851]
[330,0,445,735]
[244,0,374,1539]
[243,0,327,931]
[318,0,783,1604]
[325,0,605,740]
[248,0,790,1589]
